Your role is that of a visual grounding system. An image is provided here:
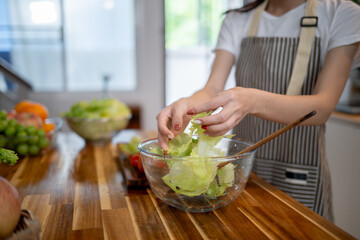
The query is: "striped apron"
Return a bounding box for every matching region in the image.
[233,3,333,221]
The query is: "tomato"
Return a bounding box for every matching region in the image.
[130,153,140,168]
[137,158,144,173]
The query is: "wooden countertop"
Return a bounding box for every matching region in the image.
[331,111,360,125]
[0,131,355,240]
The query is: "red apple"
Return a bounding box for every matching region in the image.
[14,112,43,129]
[6,110,16,120]
[0,177,21,239]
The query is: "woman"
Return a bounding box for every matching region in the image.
[157,0,360,221]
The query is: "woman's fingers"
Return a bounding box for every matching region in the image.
[201,108,246,136]
[195,106,232,126]
[171,106,187,132]
[158,132,169,149]
[187,95,226,116]
[156,112,174,148]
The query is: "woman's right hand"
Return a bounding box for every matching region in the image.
[156,98,193,149]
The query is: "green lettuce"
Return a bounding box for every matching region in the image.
[0,148,19,165]
[161,112,235,198]
[163,158,218,197]
[119,136,142,155]
[62,98,131,119]
[205,163,235,198]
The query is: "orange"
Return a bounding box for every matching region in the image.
[14,101,48,122]
[14,100,33,113]
[43,122,55,133]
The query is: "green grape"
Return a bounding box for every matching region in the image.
[38,137,49,149]
[28,135,39,145]
[29,145,39,155]
[5,126,16,137]
[36,129,46,137]
[26,126,37,135]
[6,141,16,151]
[0,121,7,132]
[17,143,29,155]
[0,135,7,148]
[16,131,28,143]
[7,119,17,127]
[0,110,6,120]
[16,125,25,133]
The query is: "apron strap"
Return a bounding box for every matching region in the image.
[286,0,317,95]
[247,0,269,37]
[246,0,318,95]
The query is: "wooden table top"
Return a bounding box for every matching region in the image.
[331,111,360,126]
[0,131,355,240]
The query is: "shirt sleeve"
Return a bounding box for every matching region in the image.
[328,1,360,69]
[214,13,236,56]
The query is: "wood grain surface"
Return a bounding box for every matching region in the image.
[0,131,355,240]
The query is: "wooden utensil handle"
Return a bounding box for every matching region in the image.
[217,110,316,169]
[235,110,317,155]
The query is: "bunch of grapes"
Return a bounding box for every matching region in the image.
[0,110,49,159]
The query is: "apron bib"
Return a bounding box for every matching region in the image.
[234,0,333,221]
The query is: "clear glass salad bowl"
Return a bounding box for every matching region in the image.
[138,138,256,212]
[65,116,130,144]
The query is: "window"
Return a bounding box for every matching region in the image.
[0,0,136,92]
[165,0,243,105]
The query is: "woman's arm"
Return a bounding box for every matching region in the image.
[189,43,359,136]
[156,50,234,148]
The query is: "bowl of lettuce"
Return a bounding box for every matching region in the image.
[138,113,256,212]
[63,98,131,143]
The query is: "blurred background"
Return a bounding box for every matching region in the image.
[0,0,242,130]
[0,0,359,238]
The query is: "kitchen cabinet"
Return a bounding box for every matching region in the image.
[326,112,360,239]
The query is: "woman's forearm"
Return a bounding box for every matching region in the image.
[248,88,332,125]
[250,44,358,126]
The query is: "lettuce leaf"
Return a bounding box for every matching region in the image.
[205,163,235,198]
[0,148,19,165]
[166,133,193,157]
[119,136,142,155]
[63,98,131,119]
[162,158,218,197]
[162,112,235,198]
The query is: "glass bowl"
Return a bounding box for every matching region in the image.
[46,117,63,148]
[65,116,130,144]
[138,138,256,212]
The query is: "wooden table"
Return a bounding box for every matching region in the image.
[0,131,355,240]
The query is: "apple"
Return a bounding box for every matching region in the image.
[6,110,16,120]
[0,177,21,239]
[14,112,43,129]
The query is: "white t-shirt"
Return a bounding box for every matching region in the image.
[215,0,360,69]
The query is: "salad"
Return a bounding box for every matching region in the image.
[151,112,235,199]
[62,98,131,119]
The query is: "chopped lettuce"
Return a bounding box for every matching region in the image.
[119,136,142,155]
[166,133,193,157]
[205,163,235,198]
[163,158,218,197]
[149,147,163,155]
[62,98,131,119]
[0,148,19,165]
[161,112,235,198]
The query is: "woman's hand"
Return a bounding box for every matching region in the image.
[156,98,193,149]
[187,87,256,136]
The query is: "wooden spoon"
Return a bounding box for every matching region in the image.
[218,110,317,169]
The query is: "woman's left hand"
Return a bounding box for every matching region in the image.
[187,87,256,136]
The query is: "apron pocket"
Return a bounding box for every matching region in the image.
[253,158,320,210]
